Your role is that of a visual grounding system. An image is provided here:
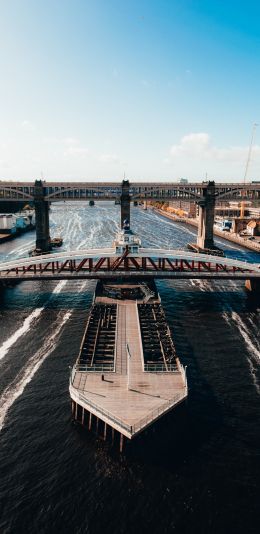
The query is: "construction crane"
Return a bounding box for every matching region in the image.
[240,123,258,218]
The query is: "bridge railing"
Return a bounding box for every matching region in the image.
[144,363,179,372]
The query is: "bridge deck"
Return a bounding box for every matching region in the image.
[0,248,259,284]
[70,301,187,439]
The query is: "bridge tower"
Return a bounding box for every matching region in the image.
[120,179,131,228]
[34,180,50,253]
[197,181,216,250]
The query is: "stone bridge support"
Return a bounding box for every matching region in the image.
[245,279,260,296]
[197,181,216,250]
[120,179,131,228]
[34,180,50,253]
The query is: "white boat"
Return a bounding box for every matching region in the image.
[113,219,141,254]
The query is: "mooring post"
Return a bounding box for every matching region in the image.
[120,433,124,453]
[96,417,99,435]
[104,423,107,441]
[75,402,78,421]
[34,179,50,253]
[81,407,85,425]
[88,413,92,431]
[111,427,115,445]
[120,179,130,228]
[245,279,260,296]
[197,181,216,250]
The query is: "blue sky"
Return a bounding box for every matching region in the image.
[0,0,260,182]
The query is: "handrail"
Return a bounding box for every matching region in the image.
[75,364,114,372]
[70,376,187,435]
[144,363,179,372]
[132,391,187,433]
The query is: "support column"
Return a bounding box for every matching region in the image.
[81,407,85,425]
[34,179,50,253]
[88,413,92,431]
[120,433,124,453]
[197,181,216,250]
[245,279,260,295]
[120,180,130,228]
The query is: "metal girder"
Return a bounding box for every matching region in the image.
[0,181,259,202]
[2,255,254,277]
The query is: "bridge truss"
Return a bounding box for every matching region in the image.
[0,181,259,202]
[0,249,259,282]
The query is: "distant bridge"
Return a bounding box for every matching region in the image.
[0,179,260,254]
[0,249,259,287]
[0,180,259,202]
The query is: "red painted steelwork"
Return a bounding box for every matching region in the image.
[4,256,254,277]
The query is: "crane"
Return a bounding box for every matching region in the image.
[240,123,258,218]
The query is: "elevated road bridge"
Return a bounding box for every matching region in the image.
[0,179,260,253]
[0,180,259,202]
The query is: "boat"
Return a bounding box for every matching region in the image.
[50,237,63,247]
[113,218,141,254]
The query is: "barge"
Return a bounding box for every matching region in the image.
[69,221,187,450]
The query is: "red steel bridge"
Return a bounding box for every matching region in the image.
[0,249,259,289]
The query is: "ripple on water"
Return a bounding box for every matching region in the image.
[0,202,259,534]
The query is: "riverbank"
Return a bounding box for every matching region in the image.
[154,208,260,254]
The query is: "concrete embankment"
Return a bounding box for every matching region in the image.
[154,209,260,254]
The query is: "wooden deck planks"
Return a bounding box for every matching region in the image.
[71,300,187,435]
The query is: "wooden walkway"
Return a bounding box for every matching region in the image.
[71,301,187,438]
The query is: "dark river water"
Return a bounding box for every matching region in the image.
[0,203,259,534]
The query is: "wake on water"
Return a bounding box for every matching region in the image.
[0,281,67,364]
[0,280,88,431]
[0,310,72,431]
[222,311,260,394]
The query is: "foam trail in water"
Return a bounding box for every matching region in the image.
[52,280,67,294]
[0,310,72,431]
[0,308,44,361]
[231,312,260,362]
[189,279,207,291]
[0,280,67,362]
[222,311,260,394]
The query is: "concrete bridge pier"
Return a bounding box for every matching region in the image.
[120,179,131,228]
[245,279,260,296]
[197,181,216,250]
[34,180,50,253]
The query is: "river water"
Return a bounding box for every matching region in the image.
[0,202,259,534]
